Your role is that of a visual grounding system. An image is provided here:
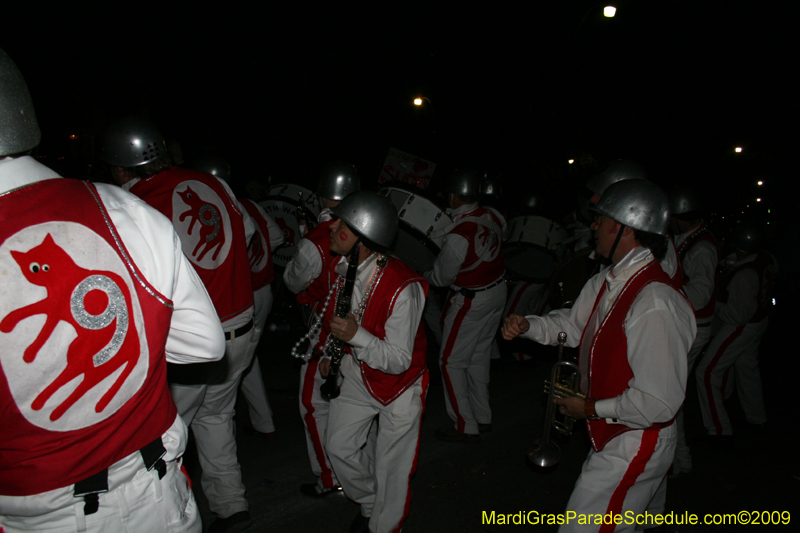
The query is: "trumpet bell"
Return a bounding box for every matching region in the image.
[527,437,561,468]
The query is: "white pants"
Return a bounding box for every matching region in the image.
[240,285,275,433]
[298,355,340,490]
[696,319,768,435]
[559,425,676,533]
[0,457,199,533]
[170,324,256,519]
[673,323,713,470]
[326,356,428,533]
[440,284,506,434]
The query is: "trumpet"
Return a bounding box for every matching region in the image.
[527,332,586,468]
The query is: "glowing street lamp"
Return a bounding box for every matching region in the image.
[568,159,575,164]
[757,180,764,185]
[735,147,743,153]
[604,5,616,17]
[413,96,433,108]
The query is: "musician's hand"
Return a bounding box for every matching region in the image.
[330,314,358,342]
[319,357,331,378]
[502,314,530,340]
[555,397,586,419]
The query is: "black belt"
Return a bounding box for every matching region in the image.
[458,278,504,299]
[225,318,254,341]
[74,437,166,516]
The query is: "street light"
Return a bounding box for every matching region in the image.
[604,6,616,17]
[735,147,743,153]
[413,96,433,108]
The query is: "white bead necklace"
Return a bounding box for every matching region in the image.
[290,254,388,359]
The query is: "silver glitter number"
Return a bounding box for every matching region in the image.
[198,204,221,242]
[71,275,128,367]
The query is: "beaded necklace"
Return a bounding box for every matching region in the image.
[290,254,388,360]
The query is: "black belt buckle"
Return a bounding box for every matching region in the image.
[74,468,108,516]
[140,438,168,479]
[460,288,476,299]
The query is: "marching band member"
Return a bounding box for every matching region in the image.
[503,180,695,533]
[193,155,284,439]
[283,162,359,498]
[696,221,776,443]
[668,185,719,474]
[0,48,224,533]
[99,117,257,533]
[319,191,428,533]
[426,169,506,442]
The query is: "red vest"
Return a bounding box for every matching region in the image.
[130,167,253,322]
[240,198,275,291]
[296,219,338,307]
[718,251,776,324]
[451,205,505,288]
[675,222,719,319]
[0,179,176,495]
[579,260,676,452]
[319,258,429,405]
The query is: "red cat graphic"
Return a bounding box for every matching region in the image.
[177,186,226,262]
[249,229,266,270]
[273,216,296,246]
[0,233,140,421]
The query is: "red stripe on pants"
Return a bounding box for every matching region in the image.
[598,430,660,533]
[507,283,531,316]
[391,371,429,533]
[703,325,744,435]
[301,358,334,488]
[441,294,472,433]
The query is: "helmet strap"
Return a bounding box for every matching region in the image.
[608,224,626,264]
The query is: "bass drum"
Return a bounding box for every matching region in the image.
[259,184,321,267]
[504,216,569,283]
[379,187,452,275]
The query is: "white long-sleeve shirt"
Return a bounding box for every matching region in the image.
[674,226,718,322]
[336,254,426,375]
[521,246,696,429]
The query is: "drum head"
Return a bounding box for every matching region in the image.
[380,187,451,275]
[259,184,321,267]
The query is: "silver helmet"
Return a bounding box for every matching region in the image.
[586,159,648,196]
[317,161,360,201]
[98,116,168,167]
[591,180,670,236]
[669,185,702,217]
[192,155,231,182]
[0,48,41,156]
[480,172,503,197]
[331,191,398,250]
[729,221,762,254]
[445,168,481,197]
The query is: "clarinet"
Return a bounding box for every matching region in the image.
[320,242,360,400]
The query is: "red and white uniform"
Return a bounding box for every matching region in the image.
[0,156,224,533]
[124,166,257,519]
[239,198,284,434]
[324,254,428,533]
[672,222,719,472]
[283,208,341,492]
[696,250,776,436]
[425,202,506,435]
[520,247,695,533]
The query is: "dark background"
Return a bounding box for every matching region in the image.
[3,2,796,227]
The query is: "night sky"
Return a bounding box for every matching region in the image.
[3,1,796,224]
